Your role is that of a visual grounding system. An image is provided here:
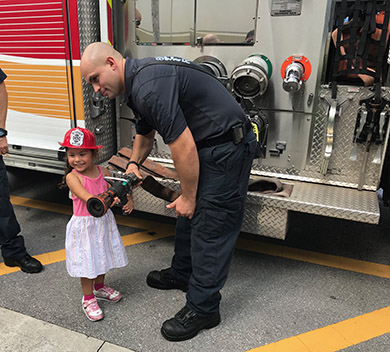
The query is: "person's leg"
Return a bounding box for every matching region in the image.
[146,216,191,291]
[81,277,94,297]
[81,277,103,321]
[187,135,255,315]
[0,157,26,259]
[94,274,105,290]
[161,133,256,341]
[0,158,43,273]
[170,216,192,282]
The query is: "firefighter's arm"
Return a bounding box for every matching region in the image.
[125,130,156,178]
[0,81,9,154]
[66,172,93,203]
[166,127,199,219]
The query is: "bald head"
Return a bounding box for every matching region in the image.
[81,42,123,70]
[80,42,126,99]
[135,9,142,24]
[202,34,221,44]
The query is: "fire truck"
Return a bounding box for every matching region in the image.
[1,0,390,239]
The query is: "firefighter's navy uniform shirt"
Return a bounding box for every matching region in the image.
[124,57,246,145]
[0,69,6,84]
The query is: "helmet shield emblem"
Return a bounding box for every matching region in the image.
[69,129,84,147]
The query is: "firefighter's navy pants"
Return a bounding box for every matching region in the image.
[0,157,27,259]
[171,131,256,315]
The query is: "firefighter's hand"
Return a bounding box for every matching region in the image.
[166,195,195,219]
[122,194,134,214]
[0,136,9,155]
[125,163,143,186]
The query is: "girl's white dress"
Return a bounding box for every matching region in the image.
[65,167,128,278]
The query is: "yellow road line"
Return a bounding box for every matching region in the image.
[247,306,390,352]
[9,196,390,279]
[7,196,390,351]
[0,230,172,276]
[10,196,176,234]
[236,239,390,278]
[2,196,176,276]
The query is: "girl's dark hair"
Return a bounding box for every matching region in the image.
[58,157,73,189]
[58,148,98,189]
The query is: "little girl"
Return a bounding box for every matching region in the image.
[59,127,130,322]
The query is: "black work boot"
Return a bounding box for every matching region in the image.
[146,268,188,292]
[3,254,43,273]
[161,306,221,341]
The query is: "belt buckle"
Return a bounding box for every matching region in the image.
[232,123,244,144]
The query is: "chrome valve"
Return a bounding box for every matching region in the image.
[283,62,304,93]
[230,55,272,99]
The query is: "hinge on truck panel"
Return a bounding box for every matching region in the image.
[91,91,107,118]
[372,105,390,164]
[319,85,350,175]
[352,94,390,189]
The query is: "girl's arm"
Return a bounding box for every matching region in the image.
[66,172,93,202]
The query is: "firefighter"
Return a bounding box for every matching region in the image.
[80,42,256,341]
[202,33,222,44]
[0,68,43,273]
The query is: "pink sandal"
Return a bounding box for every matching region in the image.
[93,285,122,302]
[82,297,103,321]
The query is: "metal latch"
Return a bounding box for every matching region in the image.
[91,91,107,118]
[319,88,349,175]
[269,141,287,157]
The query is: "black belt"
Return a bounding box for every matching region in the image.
[196,119,252,150]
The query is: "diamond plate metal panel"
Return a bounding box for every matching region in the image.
[246,179,379,224]
[132,179,180,218]
[303,86,390,189]
[241,204,288,240]
[130,178,288,238]
[77,0,116,163]
[131,176,380,238]
[132,188,177,218]
[250,86,390,190]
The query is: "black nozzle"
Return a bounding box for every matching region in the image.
[87,197,106,217]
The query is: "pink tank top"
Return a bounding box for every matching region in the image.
[71,166,108,216]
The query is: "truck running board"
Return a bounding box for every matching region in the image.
[107,148,379,240]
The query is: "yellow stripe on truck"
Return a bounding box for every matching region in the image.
[0,60,84,121]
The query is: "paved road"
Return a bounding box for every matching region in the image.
[1,167,390,352]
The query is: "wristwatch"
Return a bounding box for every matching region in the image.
[0,128,7,137]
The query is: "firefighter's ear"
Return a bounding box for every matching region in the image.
[106,56,116,69]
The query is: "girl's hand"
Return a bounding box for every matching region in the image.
[122,194,134,214]
[110,196,121,208]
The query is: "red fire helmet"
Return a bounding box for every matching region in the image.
[59,127,103,149]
